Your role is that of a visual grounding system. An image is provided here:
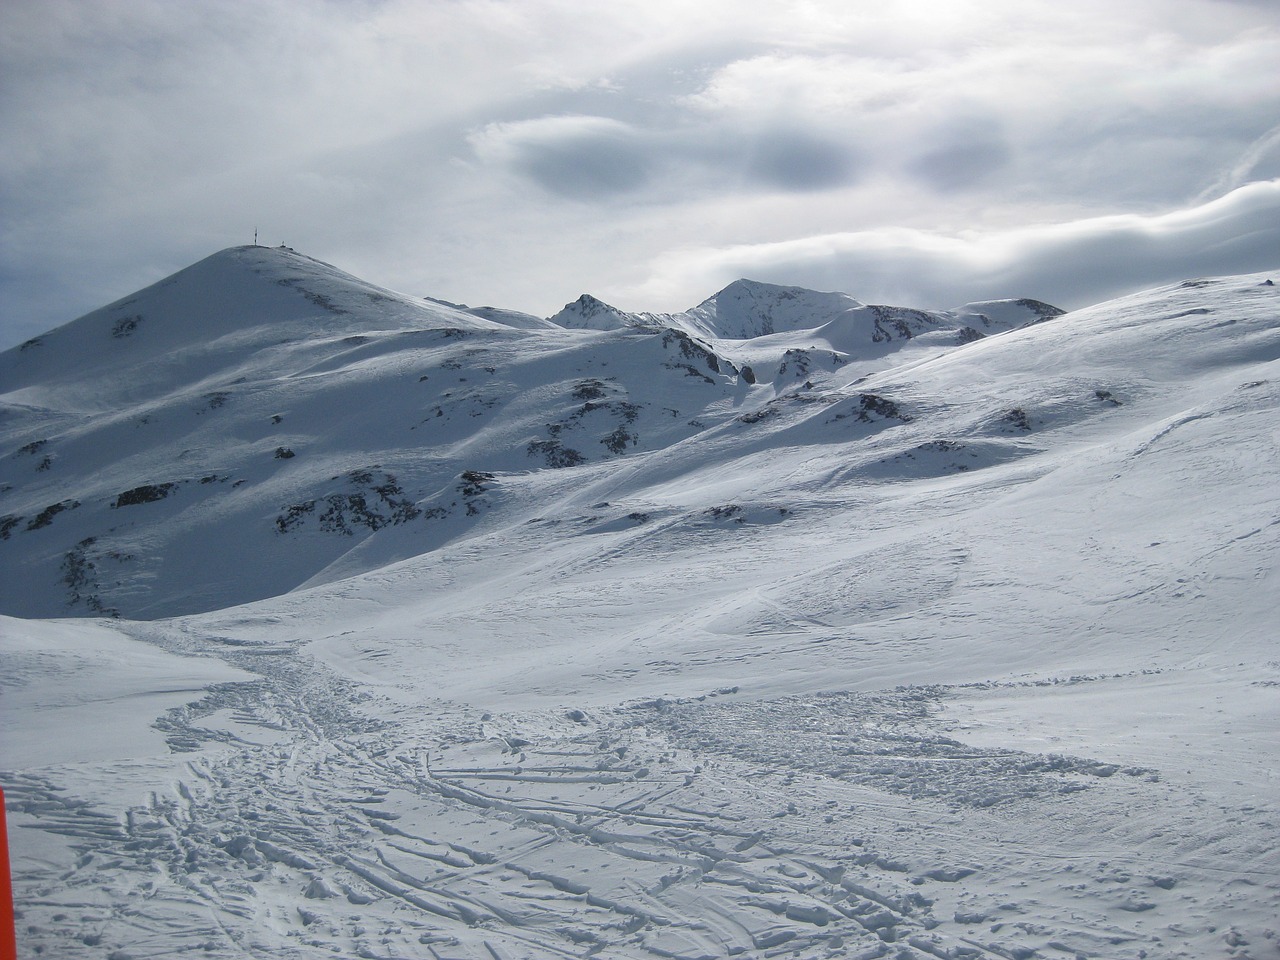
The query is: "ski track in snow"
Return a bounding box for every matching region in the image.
[5,641,1278,959]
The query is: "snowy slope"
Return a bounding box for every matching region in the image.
[2,255,1278,960]
[550,279,1064,398]
[2,250,1042,621]
[0,247,751,618]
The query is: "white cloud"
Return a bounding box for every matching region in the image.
[1,0,1279,347]
[631,180,1280,310]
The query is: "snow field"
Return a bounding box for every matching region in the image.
[2,251,1278,957]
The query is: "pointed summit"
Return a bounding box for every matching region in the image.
[547,293,650,331]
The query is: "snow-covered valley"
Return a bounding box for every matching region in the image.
[2,247,1277,959]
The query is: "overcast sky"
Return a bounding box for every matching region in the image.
[2,0,1279,349]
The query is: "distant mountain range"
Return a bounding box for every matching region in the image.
[550,277,1061,342]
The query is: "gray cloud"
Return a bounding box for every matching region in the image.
[470,116,653,199]
[469,114,864,199]
[906,116,1012,191]
[738,128,861,191]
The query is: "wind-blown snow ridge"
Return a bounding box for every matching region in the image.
[2,251,1278,960]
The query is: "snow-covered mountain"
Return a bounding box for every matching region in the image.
[0,247,1057,620]
[2,249,1278,960]
[550,276,1061,344]
[1,247,748,617]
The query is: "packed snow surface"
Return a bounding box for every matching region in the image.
[1,247,1277,959]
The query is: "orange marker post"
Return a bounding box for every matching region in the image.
[0,785,15,960]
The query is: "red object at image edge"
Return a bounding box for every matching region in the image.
[0,786,15,960]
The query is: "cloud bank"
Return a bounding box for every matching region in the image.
[1,0,1278,347]
[634,180,1280,310]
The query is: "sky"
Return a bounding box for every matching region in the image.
[2,0,1279,350]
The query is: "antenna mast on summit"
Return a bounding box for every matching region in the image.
[254,228,258,246]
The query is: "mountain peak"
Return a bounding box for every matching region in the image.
[547,293,645,331]
[0,244,500,394]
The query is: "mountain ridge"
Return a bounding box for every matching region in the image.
[1,248,1274,621]
[547,275,1064,344]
